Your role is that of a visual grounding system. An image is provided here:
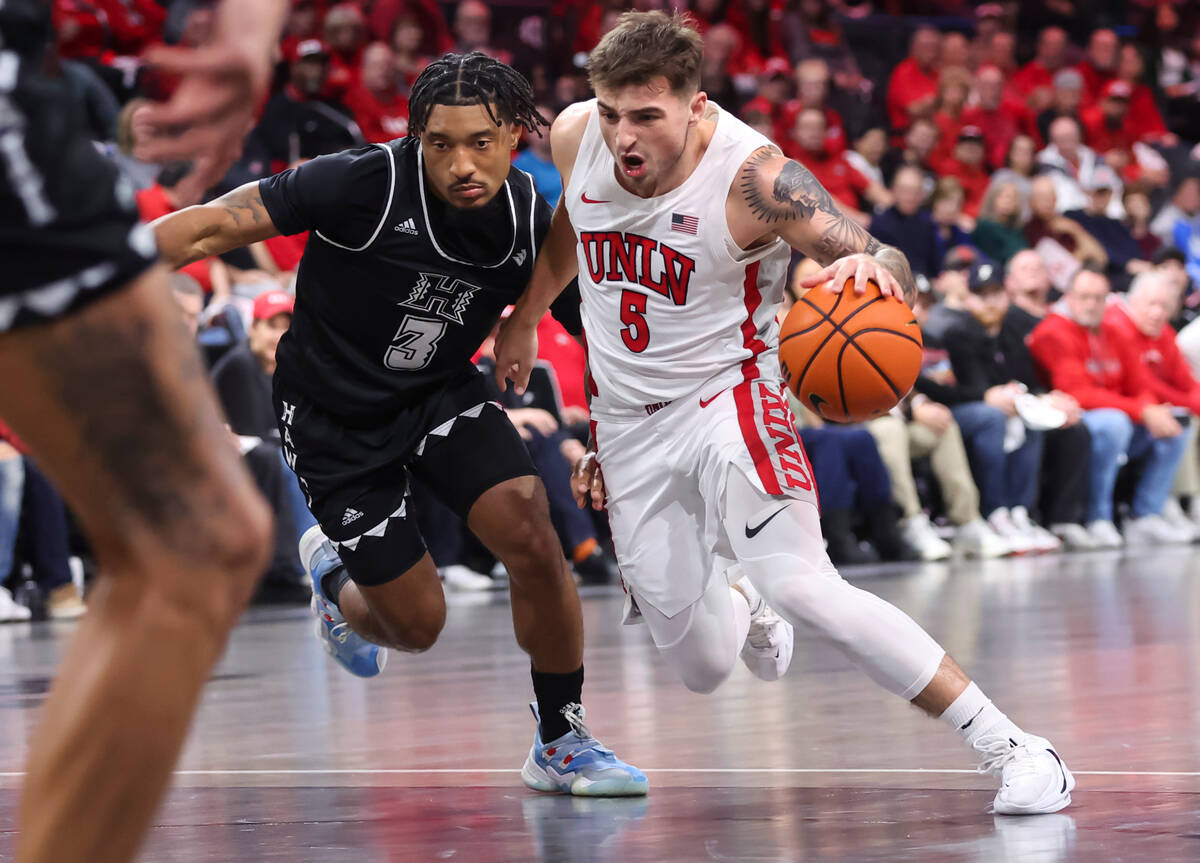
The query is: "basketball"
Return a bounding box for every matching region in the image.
[779,277,923,423]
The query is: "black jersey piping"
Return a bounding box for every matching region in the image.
[314,143,396,252]
[415,142,518,269]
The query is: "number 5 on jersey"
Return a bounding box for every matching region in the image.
[384,314,447,370]
[621,289,650,353]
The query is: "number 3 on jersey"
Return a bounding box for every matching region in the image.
[384,314,447,370]
[620,289,650,353]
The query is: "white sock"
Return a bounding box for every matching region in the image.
[732,576,764,616]
[939,682,1024,749]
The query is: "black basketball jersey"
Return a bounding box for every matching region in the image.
[259,138,579,422]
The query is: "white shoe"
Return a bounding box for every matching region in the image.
[1159,498,1198,542]
[1123,513,1193,546]
[954,518,1011,558]
[1009,507,1062,553]
[900,514,953,561]
[1085,519,1124,549]
[988,507,1039,555]
[1049,523,1097,551]
[977,733,1074,815]
[739,595,793,682]
[438,564,497,591]
[0,586,31,623]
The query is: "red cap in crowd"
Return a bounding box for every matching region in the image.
[763,57,792,79]
[295,39,330,60]
[1102,80,1132,101]
[253,290,296,321]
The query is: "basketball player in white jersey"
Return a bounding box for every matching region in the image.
[495,11,1074,816]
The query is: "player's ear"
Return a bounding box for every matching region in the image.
[687,90,707,128]
[507,122,521,152]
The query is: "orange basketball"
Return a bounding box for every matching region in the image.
[779,277,923,423]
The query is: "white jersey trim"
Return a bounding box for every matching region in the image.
[314,142,397,253]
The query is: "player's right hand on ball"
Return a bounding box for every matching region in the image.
[572,452,606,511]
[493,314,538,394]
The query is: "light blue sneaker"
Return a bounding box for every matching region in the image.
[299,525,386,678]
[521,702,648,797]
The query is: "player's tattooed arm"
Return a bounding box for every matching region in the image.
[152,181,282,269]
[737,150,917,306]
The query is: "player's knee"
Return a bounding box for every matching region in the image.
[207,493,275,607]
[677,653,736,694]
[378,591,446,653]
[664,641,737,694]
[494,510,561,572]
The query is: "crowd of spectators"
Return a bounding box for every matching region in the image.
[4,0,1200,616]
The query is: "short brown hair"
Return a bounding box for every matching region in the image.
[587,11,703,95]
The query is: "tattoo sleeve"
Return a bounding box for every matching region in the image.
[153,181,278,269]
[739,151,917,306]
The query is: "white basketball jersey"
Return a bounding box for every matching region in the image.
[564,100,791,417]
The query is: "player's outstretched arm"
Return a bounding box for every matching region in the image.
[152,182,282,270]
[732,149,917,307]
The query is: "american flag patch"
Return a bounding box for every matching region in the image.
[671,212,699,235]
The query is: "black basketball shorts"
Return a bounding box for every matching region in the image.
[274,370,537,586]
[0,16,157,331]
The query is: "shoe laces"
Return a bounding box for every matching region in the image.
[557,703,615,758]
[747,606,783,649]
[974,734,1038,779]
[328,620,352,644]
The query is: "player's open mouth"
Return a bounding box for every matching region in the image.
[621,155,646,177]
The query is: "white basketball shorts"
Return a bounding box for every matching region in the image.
[594,376,820,618]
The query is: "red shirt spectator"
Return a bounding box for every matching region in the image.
[965,65,1041,169]
[1104,292,1200,414]
[782,59,845,155]
[744,57,796,142]
[369,0,452,55]
[1116,43,1173,145]
[323,4,368,100]
[930,127,990,218]
[1010,26,1068,111]
[1076,28,1119,107]
[1080,81,1139,153]
[886,26,941,134]
[1029,298,1155,420]
[344,42,409,142]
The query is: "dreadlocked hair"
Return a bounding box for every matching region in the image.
[407,52,547,138]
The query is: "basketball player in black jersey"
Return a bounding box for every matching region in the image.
[0,3,289,862]
[153,54,646,797]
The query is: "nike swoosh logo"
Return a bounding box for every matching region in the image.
[581,192,610,204]
[745,506,789,538]
[1048,748,1068,793]
[699,389,726,408]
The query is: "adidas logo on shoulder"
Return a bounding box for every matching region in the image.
[513,249,527,267]
[394,217,419,236]
[342,507,365,526]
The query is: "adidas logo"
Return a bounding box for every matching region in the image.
[513,248,527,266]
[394,217,419,236]
[341,507,364,526]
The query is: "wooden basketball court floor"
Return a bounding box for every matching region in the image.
[0,548,1197,862]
